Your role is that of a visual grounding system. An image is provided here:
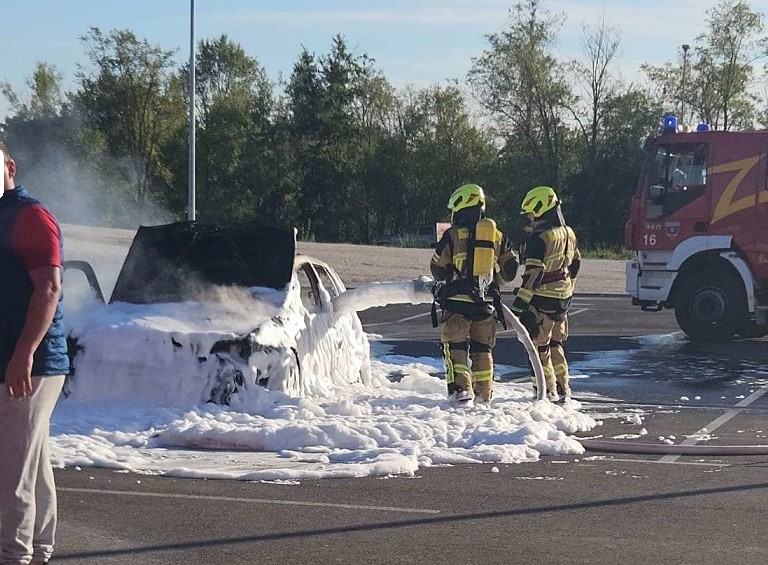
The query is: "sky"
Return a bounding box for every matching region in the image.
[3,0,768,122]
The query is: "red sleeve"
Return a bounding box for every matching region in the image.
[11,205,62,271]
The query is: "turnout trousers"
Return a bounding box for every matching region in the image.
[531,312,571,397]
[440,312,497,402]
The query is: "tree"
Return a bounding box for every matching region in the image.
[163,35,277,224]
[468,0,574,190]
[643,0,764,130]
[2,62,65,120]
[351,74,399,238]
[697,0,764,130]
[567,89,661,246]
[394,85,496,228]
[285,35,380,242]
[568,17,621,165]
[1,61,136,227]
[565,17,634,245]
[76,28,183,222]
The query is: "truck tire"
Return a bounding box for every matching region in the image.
[674,270,746,342]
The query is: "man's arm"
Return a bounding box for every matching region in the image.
[5,204,63,399]
[5,266,62,399]
[568,228,581,280]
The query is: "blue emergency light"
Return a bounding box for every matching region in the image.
[662,114,678,134]
[696,123,710,132]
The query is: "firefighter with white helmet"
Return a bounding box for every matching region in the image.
[430,183,519,404]
[511,185,581,402]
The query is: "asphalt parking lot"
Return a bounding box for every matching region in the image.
[41,294,768,564]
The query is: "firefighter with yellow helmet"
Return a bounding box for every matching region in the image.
[430,184,519,404]
[511,186,581,402]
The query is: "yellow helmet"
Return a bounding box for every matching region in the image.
[447,184,486,213]
[521,186,559,218]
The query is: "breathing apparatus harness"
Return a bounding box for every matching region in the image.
[431,219,506,329]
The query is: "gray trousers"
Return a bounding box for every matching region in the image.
[0,375,65,565]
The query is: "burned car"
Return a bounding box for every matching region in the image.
[63,222,374,408]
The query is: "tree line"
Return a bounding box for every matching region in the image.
[2,0,766,249]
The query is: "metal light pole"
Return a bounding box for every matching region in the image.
[681,43,690,127]
[188,0,196,221]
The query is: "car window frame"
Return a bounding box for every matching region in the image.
[314,264,342,301]
[295,262,322,310]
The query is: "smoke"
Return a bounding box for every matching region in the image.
[10,140,178,310]
[62,227,288,327]
[14,141,173,229]
[19,145,291,326]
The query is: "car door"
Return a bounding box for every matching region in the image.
[294,258,370,389]
[315,263,371,386]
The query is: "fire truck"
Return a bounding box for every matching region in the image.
[624,114,768,342]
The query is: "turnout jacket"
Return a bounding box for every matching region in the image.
[0,187,70,381]
[513,212,581,315]
[430,220,519,318]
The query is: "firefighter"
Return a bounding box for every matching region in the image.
[430,184,519,404]
[511,186,581,402]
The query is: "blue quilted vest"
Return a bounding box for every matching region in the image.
[0,187,70,381]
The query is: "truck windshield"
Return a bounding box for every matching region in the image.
[646,142,707,217]
[651,143,707,188]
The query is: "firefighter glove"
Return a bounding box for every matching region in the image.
[519,309,539,338]
[510,294,529,315]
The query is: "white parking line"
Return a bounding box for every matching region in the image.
[59,487,441,514]
[659,385,768,463]
[598,457,728,468]
[364,311,432,327]
[366,302,594,329]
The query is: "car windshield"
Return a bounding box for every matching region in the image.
[110,222,296,304]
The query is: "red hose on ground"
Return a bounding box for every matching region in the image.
[579,438,768,456]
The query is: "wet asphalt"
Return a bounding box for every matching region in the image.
[46,296,768,563]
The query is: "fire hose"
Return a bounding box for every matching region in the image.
[500,304,546,401]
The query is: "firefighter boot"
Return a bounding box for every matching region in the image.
[449,371,474,404]
[473,380,493,404]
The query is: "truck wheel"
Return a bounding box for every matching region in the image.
[674,271,745,342]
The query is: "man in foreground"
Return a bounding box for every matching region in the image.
[0,141,69,565]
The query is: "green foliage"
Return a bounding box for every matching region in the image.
[162,34,279,226]
[2,62,64,120]
[1,62,140,227]
[580,246,632,260]
[76,27,183,221]
[566,89,663,247]
[285,35,380,242]
[642,0,764,130]
[469,0,574,191]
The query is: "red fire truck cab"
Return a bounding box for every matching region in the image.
[625,116,768,341]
